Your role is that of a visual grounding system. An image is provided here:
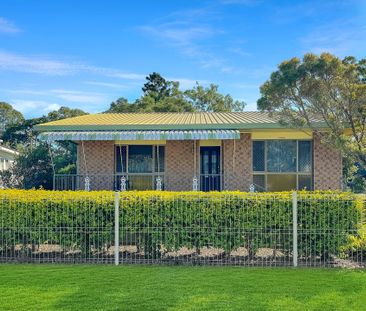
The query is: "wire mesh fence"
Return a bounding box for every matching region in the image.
[0,190,364,267]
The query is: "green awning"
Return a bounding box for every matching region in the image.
[39,130,240,142]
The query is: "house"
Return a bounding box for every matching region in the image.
[35,112,342,192]
[0,140,18,172]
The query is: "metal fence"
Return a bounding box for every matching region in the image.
[0,191,365,267]
[53,174,165,191]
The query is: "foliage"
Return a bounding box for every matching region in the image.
[106,73,245,113]
[142,72,175,101]
[3,106,87,148]
[1,106,86,189]
[4,142,78,190]
[185,83,246,112]
[257,53,366,177]
[46,106,87,122]
[0,190,361,258]
[0,102,24,135]
[0,169,20,189]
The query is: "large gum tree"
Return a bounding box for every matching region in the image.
[257,53,366,187]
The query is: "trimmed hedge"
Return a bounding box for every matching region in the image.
[0,190,363,259]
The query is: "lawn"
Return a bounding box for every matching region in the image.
[0,265,366,311]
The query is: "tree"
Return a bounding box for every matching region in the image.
[2,106,87,148]
[106,75,194,113]
[0,102,24,135]
[185,83,246,112]
[107,73,246,113]
[257,53,366,173]
[2,106,87,189]
[46,106,87,122]
[107,97,136,113]
[142,72,173,101]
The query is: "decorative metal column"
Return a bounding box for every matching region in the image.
[84,176,90,191]
[192,176,198,191]
[120,176,127,191]
[192,141,198,191]
[156,176,162,191]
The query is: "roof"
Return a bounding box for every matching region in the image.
[0,145,19,156]
[35,112,326,131]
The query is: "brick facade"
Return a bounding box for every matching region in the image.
[77,141,115,190]
[74,134,342,191]
[222,133,252,191]
[165,140,198,191]
[313,135,343,190]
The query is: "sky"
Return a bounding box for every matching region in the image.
[0,0,365,118]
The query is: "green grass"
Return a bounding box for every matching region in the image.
[1,265,366,311]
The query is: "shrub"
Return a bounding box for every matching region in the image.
[0,190,363,259]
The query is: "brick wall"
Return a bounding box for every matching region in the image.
[165,140,198,191]
[313,135,343,190]
[73,135,341,192]
[222,133,252,191]
[77,141,115,190]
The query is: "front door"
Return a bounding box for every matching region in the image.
[200,146,221,191]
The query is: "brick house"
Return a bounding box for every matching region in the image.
[35,112,342,192]
[0,141,18,172]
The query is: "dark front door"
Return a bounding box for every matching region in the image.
[200,146,221,191]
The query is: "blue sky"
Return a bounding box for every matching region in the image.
[0,0,365,118]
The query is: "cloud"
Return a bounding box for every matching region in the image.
[0,50,146,78]
[300,20,366,56]
[50,89,105,104]
[106,72,146,80]
[83,81,131,89]
[0,17,21,33]
[167,77,210,89]
[139,8,232,73]
[0,50,84,75]
[140,22,216,49]
[228,47,251,57]
[140,22,230,72]
[10,100,61,116]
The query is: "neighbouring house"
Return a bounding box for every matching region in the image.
[35,112,343,192]
[0,140,18,172]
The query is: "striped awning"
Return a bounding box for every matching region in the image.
[39,130,240,142]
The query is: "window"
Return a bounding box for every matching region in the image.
[128,145,153,173]
[252,141,265,171]
[267,140,297,172]
[252,140,312,191]
[115,145,165,190]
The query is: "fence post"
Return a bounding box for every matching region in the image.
[114,191,120,266]
[292,191,298,267]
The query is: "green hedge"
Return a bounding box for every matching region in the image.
[0,190,363,259]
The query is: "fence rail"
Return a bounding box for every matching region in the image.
[53,174,165,191]
[0,191,364,267]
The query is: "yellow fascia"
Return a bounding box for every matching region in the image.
[249,130,313,140]
[199,139,222,146]
[115,140,166,145]
[115,139,222,146]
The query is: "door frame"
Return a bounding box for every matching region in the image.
[199,145,222,191]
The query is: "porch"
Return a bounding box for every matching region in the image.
[52,135,320,192]
[54,142,232,192]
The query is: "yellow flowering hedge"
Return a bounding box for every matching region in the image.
[0,189,363,258]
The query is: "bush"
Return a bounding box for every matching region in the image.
[0,190,363,259]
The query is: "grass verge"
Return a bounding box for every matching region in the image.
[0,265,366,310]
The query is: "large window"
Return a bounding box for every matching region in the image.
[252,140,312,191]
[115,145,165,190]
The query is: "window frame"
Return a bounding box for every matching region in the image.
[114,144,166,190]
[252,139,313,191]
